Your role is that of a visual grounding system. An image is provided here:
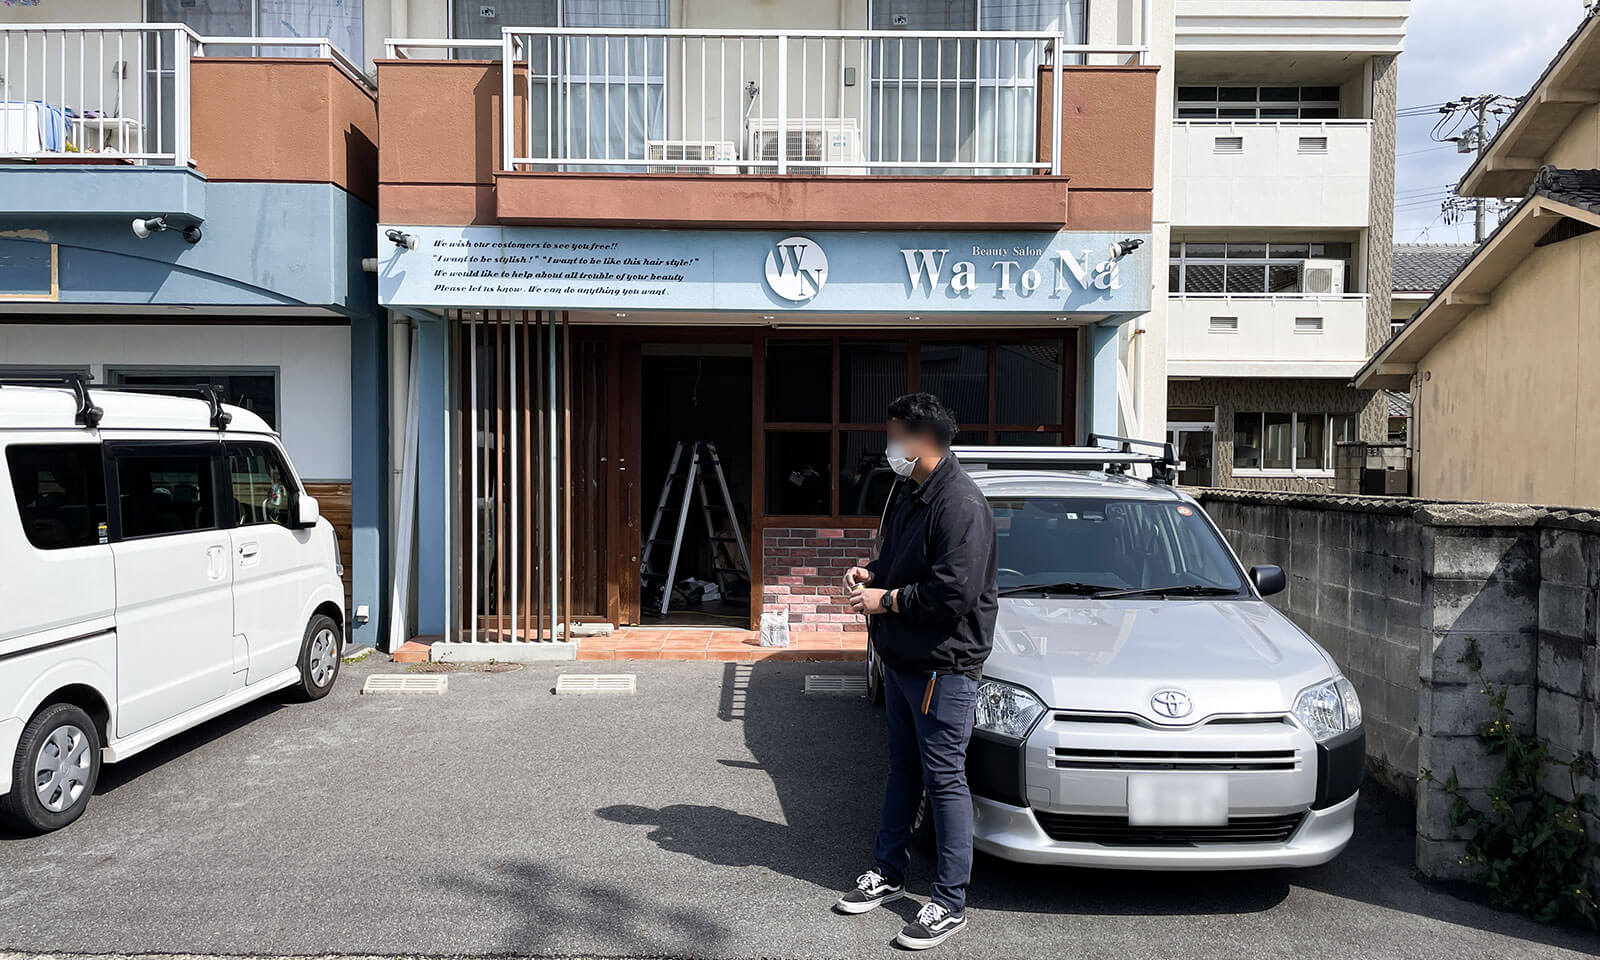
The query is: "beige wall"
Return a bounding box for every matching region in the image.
[1414,231,1600,507]
[1547,105,1600,171]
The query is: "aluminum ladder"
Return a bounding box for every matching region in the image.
[640,441,753,616]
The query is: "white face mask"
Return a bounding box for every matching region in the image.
[886,441,919,478]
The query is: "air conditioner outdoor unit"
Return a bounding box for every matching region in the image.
[1300,258,1345,295]
[746,118,865,175]
[645,139,737,174]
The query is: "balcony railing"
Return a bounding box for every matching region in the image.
[1,23,369,167]
[1171,119,1374,228]
[490,28,1146,177]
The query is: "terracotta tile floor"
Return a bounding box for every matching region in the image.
[579,628,867,662]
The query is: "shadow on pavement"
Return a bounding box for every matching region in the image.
[607,660,1600,955]
[427,857,734,956]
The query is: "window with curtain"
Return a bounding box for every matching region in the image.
[147,0,363,61]
[450,0,666,167]
[869,0,1085,173]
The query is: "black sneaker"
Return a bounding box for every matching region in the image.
[834,869,905,914]
[895,901,967,950]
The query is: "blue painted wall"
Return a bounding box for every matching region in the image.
[0,170,374,316]
[1,166,387,652]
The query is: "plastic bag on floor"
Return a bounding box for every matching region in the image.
[759,611,791,648]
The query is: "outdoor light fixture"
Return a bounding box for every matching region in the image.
[386,228,419,250]
[132,217,201,243]
[1108,237,1145,261]
[131,216,167,239]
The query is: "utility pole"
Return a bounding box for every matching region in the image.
[1434,94,1519,242]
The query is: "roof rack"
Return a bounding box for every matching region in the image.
[953,434,1183,485]
[0,374,104,428]
[95,383,233,430]
[0,377,233,430]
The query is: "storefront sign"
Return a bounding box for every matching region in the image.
[377,225,1153,315]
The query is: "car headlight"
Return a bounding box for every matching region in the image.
[974,678,1046,740]
[1293,676,1362,742]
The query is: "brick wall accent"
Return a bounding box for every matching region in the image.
[761,527,875,632]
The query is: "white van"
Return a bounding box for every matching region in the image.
[0,381,346,833]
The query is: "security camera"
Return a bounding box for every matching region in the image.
[386,228,419,250]
[1108,237,1145,261]
[131,216,168,239]
[181,225,202,244]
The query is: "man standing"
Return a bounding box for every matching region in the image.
[835,393,998,950]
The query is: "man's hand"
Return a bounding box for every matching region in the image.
[850,587,890,615]
[845,566,874,588]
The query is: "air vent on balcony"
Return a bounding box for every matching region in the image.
[1294,316,1325,334]
[1298,136,1329,154]
[1209,316,1239,333]
[1213,136,1244,155]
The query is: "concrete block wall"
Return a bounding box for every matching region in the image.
[1195,491,1600,886]
[1200,493,1424,793]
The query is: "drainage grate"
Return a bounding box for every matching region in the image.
[361,674,448,695]
[805,675,868,697]
[555,673,637,696]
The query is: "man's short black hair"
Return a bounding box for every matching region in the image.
[887,392,959,446]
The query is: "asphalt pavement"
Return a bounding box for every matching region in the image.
[0,657,1595,960]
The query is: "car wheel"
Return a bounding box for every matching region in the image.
[866,640,885,708]
[0,702,101,834]
[296,614,342,701]
[911,791,935,854]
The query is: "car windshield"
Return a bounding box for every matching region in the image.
[988,496,1248,597]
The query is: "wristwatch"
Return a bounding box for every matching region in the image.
[887,589,900,613]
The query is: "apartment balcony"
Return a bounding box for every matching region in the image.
[0,23,376,314]
[1175,1,1410,55]
[378,30,1157,232]
[1171,120,1373,228]
[1166,293,1371,379]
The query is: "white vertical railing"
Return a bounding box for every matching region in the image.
[0,25,371,167]
[496,27,1145,175]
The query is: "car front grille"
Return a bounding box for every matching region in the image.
[1051,746,1300,772]
[1033,812,1306,846]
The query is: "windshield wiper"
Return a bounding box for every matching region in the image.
[997,581,1122,598]
[1093,584,1243,599]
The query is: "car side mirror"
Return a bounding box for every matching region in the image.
[294,493,320,529]
[1250,564,1286,597]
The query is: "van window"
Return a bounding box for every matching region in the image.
[116,452,217,538]
[226,442,296,528]
[5,444,107,550]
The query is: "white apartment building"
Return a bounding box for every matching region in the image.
[1155,0,1410,490]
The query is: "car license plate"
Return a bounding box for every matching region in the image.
[1127,774,1229,826]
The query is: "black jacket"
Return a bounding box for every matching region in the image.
[867,455,998,679]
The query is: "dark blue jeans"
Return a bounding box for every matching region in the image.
[872,663,979,914]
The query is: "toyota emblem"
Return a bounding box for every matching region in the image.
[1150,688,1194,719]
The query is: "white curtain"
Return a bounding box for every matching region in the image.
[259,0,365,63]
[976,0,1085,172]
[562,0,667,169]
[870,1,1084,172]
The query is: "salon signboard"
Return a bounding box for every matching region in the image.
[377,225,1152,316]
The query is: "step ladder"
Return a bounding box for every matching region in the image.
[640,441,753,616]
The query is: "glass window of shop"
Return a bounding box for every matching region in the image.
[764,335,1072,520]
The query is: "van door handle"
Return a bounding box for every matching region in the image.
[238,542,260,567]
[206,545,226,581]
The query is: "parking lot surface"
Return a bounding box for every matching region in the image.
[1,658,1595,960]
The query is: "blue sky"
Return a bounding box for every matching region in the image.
[1394,0,1591,242]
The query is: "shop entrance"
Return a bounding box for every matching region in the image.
[636,344,754,626]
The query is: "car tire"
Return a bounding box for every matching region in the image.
[867,640,885,708]
[911,791,936,854]
[0,702,101,834]
[295,614,342,701]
